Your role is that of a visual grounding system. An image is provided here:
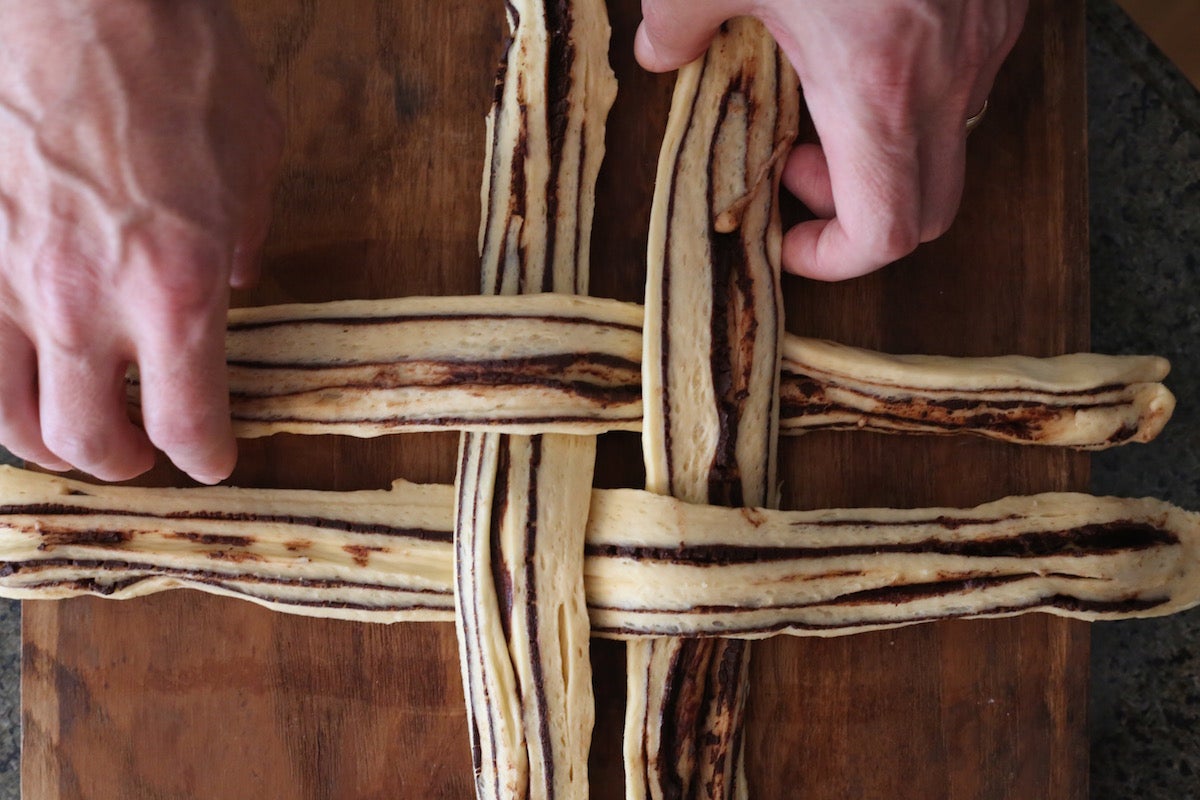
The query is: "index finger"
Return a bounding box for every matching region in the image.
[636,0,753,72]
[782,106,923,281]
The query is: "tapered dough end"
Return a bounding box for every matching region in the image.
[1132,383,1176,443]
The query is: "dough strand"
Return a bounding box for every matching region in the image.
[453,2,616,798]
[631,20,799,800]
[1,467,1194,636]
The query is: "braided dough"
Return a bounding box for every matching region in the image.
[19,3,1186,799]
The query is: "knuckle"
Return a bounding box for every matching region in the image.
[0,423,34,462]
[4,444,61,471]
[2,445,36,465]
[120,227,229,319]
[39,306,91,352]
[146,414,210,454]
[864,221,920,265]
[0,390,23,429]
[144,402,227,460]
[0,423,33,463]
[42,423,107,469]
[31,265,98,353]
[856,52,914,103]
[143,260,226,322]
[3,446,42,468]
[146,411,234,481]
[165,278,222,319]
[43,423,149,481]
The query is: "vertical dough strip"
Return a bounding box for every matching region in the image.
[453,1,615,799]
[630,20,799,800]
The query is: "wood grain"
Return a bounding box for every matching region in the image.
[22,1,1089,798]
[1117,0,1200,90]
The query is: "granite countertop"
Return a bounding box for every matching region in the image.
[1088,2,1200,797]
[0,2,1196,797]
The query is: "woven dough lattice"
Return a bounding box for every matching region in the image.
[4,3,1197,800]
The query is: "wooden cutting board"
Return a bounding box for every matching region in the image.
[22,1,1089,797]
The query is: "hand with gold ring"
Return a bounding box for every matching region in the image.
[637,0,1028,280]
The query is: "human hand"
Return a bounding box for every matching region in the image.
[636,0,1027,280]
[0,0,281,482]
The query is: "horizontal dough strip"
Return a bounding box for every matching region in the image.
[1,467,1194,636]
[780,337,1175,448]
[123,294,1173,447]
[226,294,644,436]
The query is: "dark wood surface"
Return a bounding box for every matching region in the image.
[22,1,1090,797]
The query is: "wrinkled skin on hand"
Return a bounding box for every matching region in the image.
[0,0,281,483]
[637,0,1028,280]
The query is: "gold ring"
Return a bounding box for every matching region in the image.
[965,99,989,134]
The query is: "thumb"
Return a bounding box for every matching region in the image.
[636,0,752,73]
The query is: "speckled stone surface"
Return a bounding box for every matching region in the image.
[1088,1,1200,798]
[0,604,16,800]
[0,449,20,800]
[0,3,1194,799]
